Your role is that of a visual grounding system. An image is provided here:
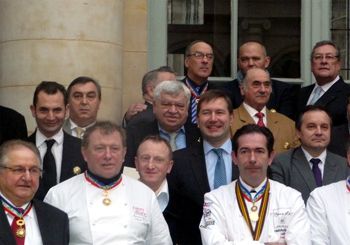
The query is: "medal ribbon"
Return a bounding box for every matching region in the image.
[185,79,209,100]
[1,196,32,219]
[346,176,350,192]
[235,180,270,241]
[84,171,122,190]
[239,181,266,203]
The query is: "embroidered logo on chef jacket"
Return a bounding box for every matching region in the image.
[200,201,215,228]
[132,206,147,222]
[272,208,292,239]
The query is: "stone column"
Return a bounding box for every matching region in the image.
[0,0,124,132]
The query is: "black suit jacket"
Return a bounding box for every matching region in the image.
[0,106,27,145]
[125,119,200,167]
[165,141,239,244]
[270,147,349,202]
[28,131,87,200]
[297,77,350,126]
[0,199,69,245]
[328,123,349,157]
[211,78,300,119]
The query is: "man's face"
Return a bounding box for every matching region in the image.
[197,98,233,147]
[153,92,189,132]
[185,42,213,85]
[68,82,100,127]
[238,42,270,75]
[233,133,274,187]
[297,110,331,153]
[241,69,272,111]
[0,147,41,206]
[135,140,173,191]
[311,44,341,86]
[30,91,67,138]
[82,130,126,179]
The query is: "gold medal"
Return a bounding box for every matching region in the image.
[103,197,111,206]
[15,219,25,238]
[249,210,259,222]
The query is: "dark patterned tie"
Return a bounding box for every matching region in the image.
[310,158,322,187]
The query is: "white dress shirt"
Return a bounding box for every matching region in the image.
[155,180,169,212]
[242,102,268,126]
[301,147,326,177]
[306,76,339,105]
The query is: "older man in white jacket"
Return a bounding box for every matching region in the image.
[45,121,172,245]
[306,139,350,245]
[199,124,311,245]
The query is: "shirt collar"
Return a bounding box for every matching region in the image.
[203,138,232,155]
[69,119,95,130]
[36,128,64,147]
[242,102,267,117]
[186,76,208,92]
[315,75,340,92]
[301,147,327,164]
[158,124,185,135]
[0,192,33,219]
[239,177,267,193]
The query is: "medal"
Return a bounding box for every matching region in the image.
[249,210,259,222]
[85,171,122,206]
[16,219,25,238]
[251,205,258,212]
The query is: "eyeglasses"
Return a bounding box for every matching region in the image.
[312,54,339,62]
[187,52,214,60]
[0,166,43,176]
[138,155,167,165]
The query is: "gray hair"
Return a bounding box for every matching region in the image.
[153,80,191,106]
[0,140,41,168]
[311,40,341,60]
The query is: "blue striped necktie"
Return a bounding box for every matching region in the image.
[212,148,227,189]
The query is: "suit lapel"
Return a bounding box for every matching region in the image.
[293,148,317,191]
[0,203,16,245]
[189,142,211,194]
[237,105,255,124]
[323,153,338,185]
[265,109,278,133]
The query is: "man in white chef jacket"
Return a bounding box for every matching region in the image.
[44,121,172,245]
[306,138,350,245]
[199,124,311,245]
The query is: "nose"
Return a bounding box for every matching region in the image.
[81,95,88,104]
[210,112,217,121]
[315,126,322,135]
[147,161,155,170]
[47,110,55,120]
[22,170,33,181]
[104,148,112,159]
[168,104,177,113]
[249,152,257,164]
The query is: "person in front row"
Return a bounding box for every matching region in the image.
[44,121,172,245]
[0,140,69,245]
[199,124,310,245]
[135,135,173,213]
[306,137,350,245]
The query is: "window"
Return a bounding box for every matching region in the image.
[331,0,350,80]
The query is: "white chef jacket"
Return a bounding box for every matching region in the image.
[44,173,172,245]
[307,180,350,245]
[199,179,311,245]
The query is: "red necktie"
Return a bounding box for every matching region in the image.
[10,208,25,245]
[255,112,265,127]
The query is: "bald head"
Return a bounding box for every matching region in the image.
[238,41,270,75]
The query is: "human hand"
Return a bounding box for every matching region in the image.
[125,103,147,121]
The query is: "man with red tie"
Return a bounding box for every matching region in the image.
[230,68,299,153]
[0,140,69,245]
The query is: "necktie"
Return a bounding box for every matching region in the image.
[309,86,322,105]
[213,148,227,189]
[42,139,57,193]
[10,208,25,245]
[169,132,177,151]
[191,92,199,124]
[310,158,322,187]
[255,112,265,127]
[75,127,85,139]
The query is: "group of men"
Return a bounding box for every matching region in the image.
[0,38,349,244]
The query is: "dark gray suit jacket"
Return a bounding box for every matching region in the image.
[165,140,239,244]
[28,130,87,200]
[0,199,69,245]
[270,147,349,202]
